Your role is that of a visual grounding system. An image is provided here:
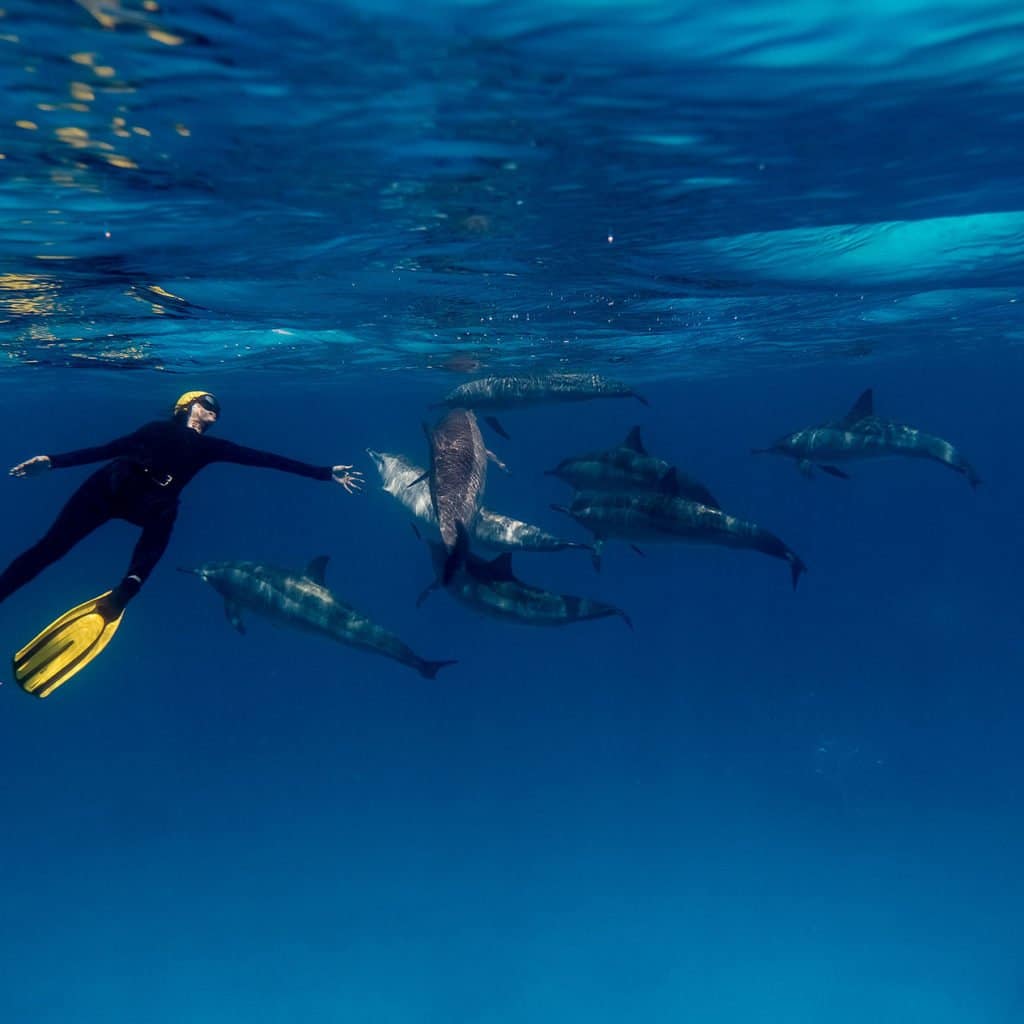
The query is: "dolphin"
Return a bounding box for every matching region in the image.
[437,372,648,438]
[553,491,807,589]
[473,508,592,555]
[422,408,507,582]
[753,388,981,487]
[417,526,632,629]
[179,557,456,679]
[367,448,437,522]
[545,426,720,508]
[367,448,591,555]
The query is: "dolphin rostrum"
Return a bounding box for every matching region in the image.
[753,388,981,487]
[417,525,632,629]
[545,426,720,508]
[367,448,591,555]
[437,372,648,438]
[553,491,807,589]
[423,408,506,582]
[179,557,456,679]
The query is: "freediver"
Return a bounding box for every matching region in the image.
[3,390,364,697]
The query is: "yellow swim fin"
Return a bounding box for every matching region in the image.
[13,590,125,698]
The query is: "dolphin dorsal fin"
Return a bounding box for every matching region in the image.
[487,552,517,580]
[623,426,646,454]
[306,555,330,585]
[658,466,679,494]
[843,388,874,423]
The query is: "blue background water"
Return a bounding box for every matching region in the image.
[1,2,1023,1021]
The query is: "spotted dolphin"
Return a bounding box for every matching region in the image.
[179,557,456,679]
[367,448,591,555]
[554,491,807,589]
[423,408,507,582]
[545,426,720,508]
[438,372,648,438]
[417,526,631,629]
[753,388,981,487]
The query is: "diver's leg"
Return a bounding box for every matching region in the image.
[110,504,178,609]
[0,474,111,604]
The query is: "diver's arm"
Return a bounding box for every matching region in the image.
[204,438,331,479]
[204,438,364,492]
[10,427,147,476]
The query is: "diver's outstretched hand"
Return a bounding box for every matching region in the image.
[10,455,52,478]
[331,464,364,494]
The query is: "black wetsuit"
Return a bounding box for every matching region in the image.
[0,419,333,609]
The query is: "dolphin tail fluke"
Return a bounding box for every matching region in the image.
[442,521,472,586]
[788,552,808,591]
[484,415,511,440]
[420,658,458,680]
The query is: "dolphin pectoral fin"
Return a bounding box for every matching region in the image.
[550,503,570,517]
[617,608,634,630]
[486,448,511,474]
[631,390,650,406]
[798,459,814,478]
[406,471,429,488]
[415,582,439,608]
[630,545,646,557]
[591,539,604,573]
[484,416,511,440]
[820,464,850,479]
[224,600,246,635]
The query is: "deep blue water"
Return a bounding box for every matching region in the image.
[1,2,1023,1021]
